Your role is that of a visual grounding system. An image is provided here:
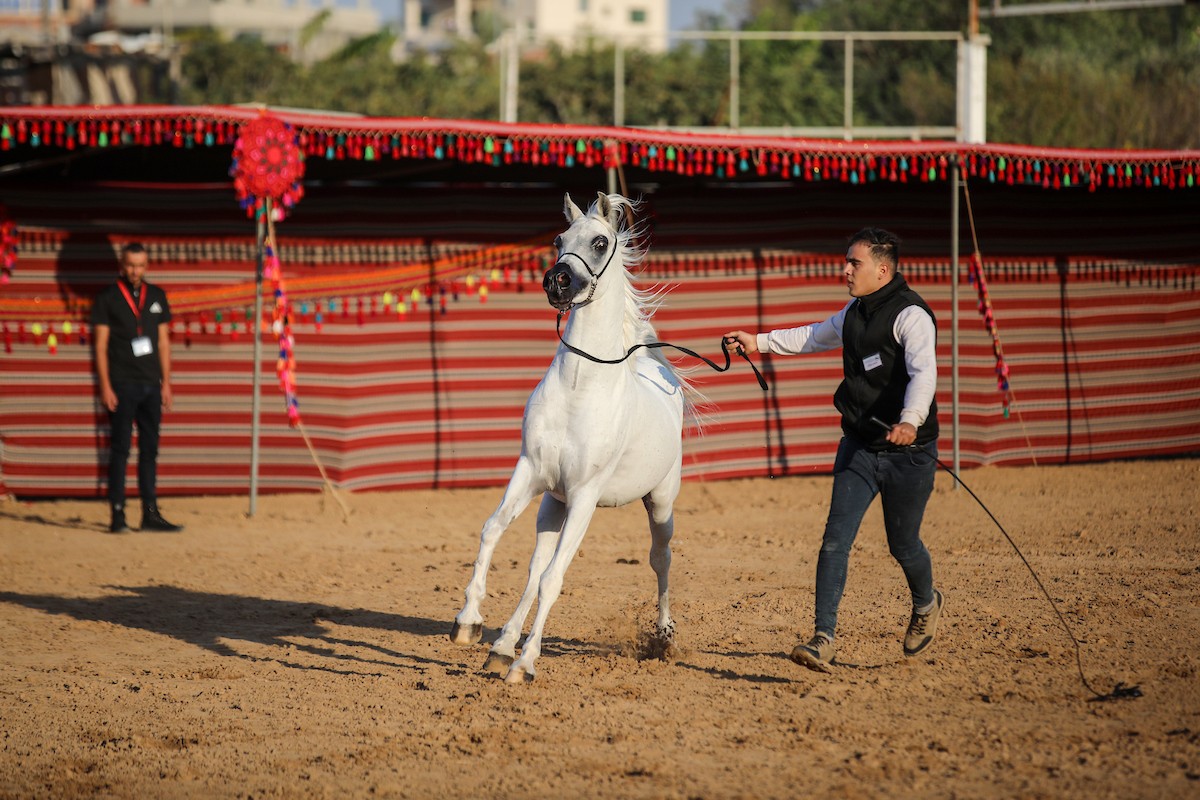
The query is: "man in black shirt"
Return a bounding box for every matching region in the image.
[723,228,943,671]
[91,242,183,533]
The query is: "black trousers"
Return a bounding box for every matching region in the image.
[107,382,162,510]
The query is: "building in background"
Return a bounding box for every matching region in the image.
[104,0,381,63]
[0,0,97,46]
[0,0,168,105]
[0,0,384,104]
[400,0,668,54]
[0,0,672,104]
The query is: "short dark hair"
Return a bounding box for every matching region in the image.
[847,227,900,269]
[120,242,147,260]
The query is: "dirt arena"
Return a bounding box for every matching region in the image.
[1,458,1197,799]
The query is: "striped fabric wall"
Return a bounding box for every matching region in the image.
[2,181,1198,497]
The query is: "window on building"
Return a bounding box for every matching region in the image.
[630,8,646,24]
[580,0,588,11]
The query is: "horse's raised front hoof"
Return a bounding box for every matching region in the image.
[449,621,483,645]
[503,665,534,684]
[481,650,514,674]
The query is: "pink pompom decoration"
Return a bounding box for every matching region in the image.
[230,115,306,219]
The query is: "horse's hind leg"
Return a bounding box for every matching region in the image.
[451,457,540,645]
[644,477,679,655]
[482,493,566,674]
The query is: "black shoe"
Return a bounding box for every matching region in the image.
[109,509,130,534]
[140,506,183,533]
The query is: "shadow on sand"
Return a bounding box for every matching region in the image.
[0,584,460,675]
[0,584,623,678]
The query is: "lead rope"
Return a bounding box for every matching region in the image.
[555,312,769,391]
[870,417,1141,702]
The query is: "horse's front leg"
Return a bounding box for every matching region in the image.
[644,484,678,655]
[451,457,540,645]
[503,494,600,684]
[482,493,566,674]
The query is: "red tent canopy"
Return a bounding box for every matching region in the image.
[2,105,1197,190]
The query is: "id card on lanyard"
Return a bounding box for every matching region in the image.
[119,282,153,358]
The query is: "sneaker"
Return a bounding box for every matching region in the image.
[904,589,945,657]
[790,632,835,672]
[140,506,183,533]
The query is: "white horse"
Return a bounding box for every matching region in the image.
[449,191,693,684]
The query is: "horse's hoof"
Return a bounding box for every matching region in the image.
[481,651,514,674]
[503,665,534,684]
[449,621,483,645]
[641,624,678,661]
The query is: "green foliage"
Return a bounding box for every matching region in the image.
[177,29,298,106]
[806,0,966,32]
[981,4,1200,147]
[736,13,843,128]
[299,9,332,50]
[520,41,616,125]
[290,30,399,115]
[623,43,730,127]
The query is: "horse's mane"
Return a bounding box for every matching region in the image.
[590,193,708,427]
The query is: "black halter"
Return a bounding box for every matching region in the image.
[553,223,767,391]
[554,231,618,309]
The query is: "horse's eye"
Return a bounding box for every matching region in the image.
[591,235,608,252]
[553,235,563,251]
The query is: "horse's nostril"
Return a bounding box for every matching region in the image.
[544,266,573,295]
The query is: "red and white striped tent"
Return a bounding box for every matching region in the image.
[1,106,1198,497]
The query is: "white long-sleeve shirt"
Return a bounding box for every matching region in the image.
[756,301,938,429]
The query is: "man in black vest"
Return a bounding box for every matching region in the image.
[91,242,183,534]
[723,227,943,671]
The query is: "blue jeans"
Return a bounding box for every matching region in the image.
[107,382,162,510]
[814,435,938,638]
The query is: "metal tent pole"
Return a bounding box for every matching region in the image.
[951,165,961,477]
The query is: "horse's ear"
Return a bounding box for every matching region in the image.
[563,193,584,223]
[596,192,620,229]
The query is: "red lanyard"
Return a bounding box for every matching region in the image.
[118,282,147,337]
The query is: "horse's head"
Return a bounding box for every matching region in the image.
[543,192,623,311]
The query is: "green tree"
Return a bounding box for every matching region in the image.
[290,30,401,115]
[981,4,1200,147]
[416,41,501,119]
[520,41,617,125]
[736,9,844,129]
[622,43,730,127]
[178,29,298,106]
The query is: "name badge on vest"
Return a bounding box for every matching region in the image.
[863,352,883,371]
[131,336,153,357]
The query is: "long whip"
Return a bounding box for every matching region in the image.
[869,416,1140,702]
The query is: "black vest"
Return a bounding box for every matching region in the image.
[833,275,939,450]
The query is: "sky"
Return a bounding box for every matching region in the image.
[670,0,736,30]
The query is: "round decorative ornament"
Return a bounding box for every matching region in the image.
[229,115,305,220]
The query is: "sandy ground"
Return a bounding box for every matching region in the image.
[1,458,1198,799]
